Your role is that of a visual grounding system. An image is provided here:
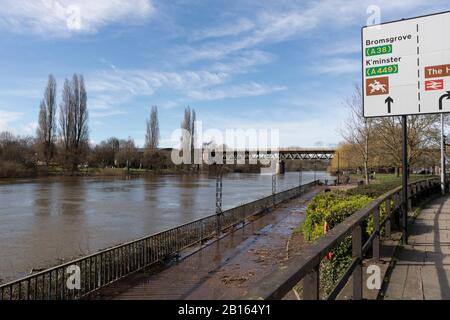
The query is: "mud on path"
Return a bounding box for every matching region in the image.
[90,187,324,300]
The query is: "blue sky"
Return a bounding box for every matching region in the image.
[0,0,449,147]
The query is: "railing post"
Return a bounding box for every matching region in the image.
[373,207,380,261]
[303,265,319,300]
[272,174,276,206]
[216,170,223,237]
[352,224,363,300]
[385,197,391,238]
[407,187,412,213]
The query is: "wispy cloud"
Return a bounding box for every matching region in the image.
[179,0,445,63]
[186,82,285,101]
[0,110,37,136]
[0,0,154,37]
[0,110,23,133]
[90,109,127,119]
[315,58,360,75]
[87,50,279,109]
[191,18,255,41]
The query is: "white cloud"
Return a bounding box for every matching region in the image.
[90,109,126,118]
[316,58,361,75]
[0,0,154,37]
[179,0,446,63]
[197,109,345,148]
[186,82,285,101]
[210,50,274,74]
[191,18,255,41]
[181,11,317,62]
[21,121,38,136]
[0,111,23,132]
[87,52,279,109]
[0,110,37,137]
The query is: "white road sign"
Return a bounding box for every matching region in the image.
[363,11,450,117]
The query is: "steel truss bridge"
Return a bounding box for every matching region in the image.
[207,147,336,162]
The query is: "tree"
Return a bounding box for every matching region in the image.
[115,137,138,169]
[59,74,89,170]
[36,74,57,165]
[340,84,373,184]
[145,106,159,152]
[180,106,196,167]
[0,132,36,177]
[375,115,440,175]
[89,137,120,167]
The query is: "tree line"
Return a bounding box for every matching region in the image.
[0,74,197,177]
[331,85,443,184]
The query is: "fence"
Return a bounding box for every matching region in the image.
[0,180,320,300]
[244,177,440,300]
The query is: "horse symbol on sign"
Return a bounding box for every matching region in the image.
[365,76,389,96]
[369,80,387,93]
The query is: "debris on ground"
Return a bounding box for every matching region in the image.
[221,271,255,286]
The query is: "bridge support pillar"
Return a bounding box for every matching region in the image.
[278,160,285,175]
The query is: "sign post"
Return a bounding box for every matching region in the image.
[401,115,408,242]
[362,11,450,243]
[441,114,446,195]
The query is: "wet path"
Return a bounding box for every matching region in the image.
[91,187,323,300]
[384,195,450,299]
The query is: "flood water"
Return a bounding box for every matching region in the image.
[0,171,331,282]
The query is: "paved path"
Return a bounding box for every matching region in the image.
[384,195,450,299]
[90,187,323,300]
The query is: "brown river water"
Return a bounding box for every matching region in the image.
[0,171,330,283]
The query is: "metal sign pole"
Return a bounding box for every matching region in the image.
[402,115,408,244]
[441,114,446,195]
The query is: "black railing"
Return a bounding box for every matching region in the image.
[244,177,440,300]
[0,180,320,300]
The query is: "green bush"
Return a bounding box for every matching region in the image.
[301,192,373,242]
[301,191,373,296]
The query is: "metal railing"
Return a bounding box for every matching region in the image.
[0,180,320,300]
[244,177,440,300]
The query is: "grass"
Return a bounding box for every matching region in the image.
[346,173,436,198]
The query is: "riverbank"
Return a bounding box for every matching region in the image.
[0,164,269,180]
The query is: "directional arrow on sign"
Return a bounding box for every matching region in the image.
[439,91,450,110]
[385,96,394,114]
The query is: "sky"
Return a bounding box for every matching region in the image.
[0,0,449,148]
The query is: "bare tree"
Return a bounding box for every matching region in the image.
[36,75,57,165]
[375,115,440,175]
[59,74,89,170]
[340,84,373,184]
[181,107,197,168]
[181,106,191,134]
[116,137,138,169]
[145,106,159,152]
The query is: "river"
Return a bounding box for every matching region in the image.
[0,171,331,283]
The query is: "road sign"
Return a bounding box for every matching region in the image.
[362,11,450,117]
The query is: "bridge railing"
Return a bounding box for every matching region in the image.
[0,180,320,300]
[244,177,440,300]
